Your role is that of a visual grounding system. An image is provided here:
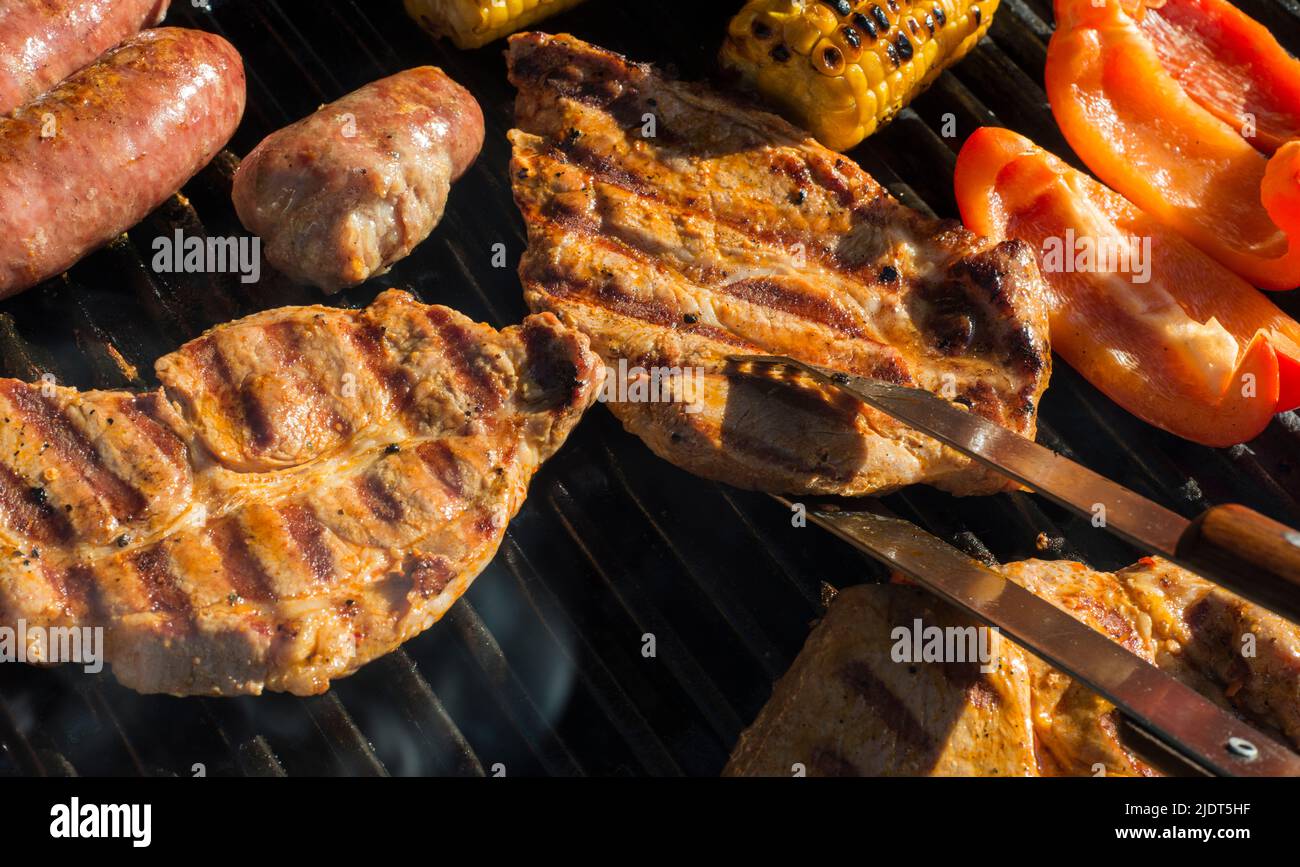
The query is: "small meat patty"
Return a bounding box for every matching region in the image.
[232,66,485,292]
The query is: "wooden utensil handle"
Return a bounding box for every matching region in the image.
[1175,504,1300,623]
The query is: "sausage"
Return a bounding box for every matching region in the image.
[0,27,245,299]
[232,66,484,292]
[0,0,171,115]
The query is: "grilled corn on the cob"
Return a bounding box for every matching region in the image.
[720,0,997,150]
[404,0,587,49]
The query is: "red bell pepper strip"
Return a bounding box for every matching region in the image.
[1129,0,1300,155]
[954,126,1300,447]
[1046,0,1300,290]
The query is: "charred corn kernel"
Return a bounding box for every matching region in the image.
[403,0,586,49]
[832,25,864,63]
[813,37,848,75]
[720,0,998,150]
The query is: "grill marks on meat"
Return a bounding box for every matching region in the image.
[2,383,151,522]
[508,33,1051,497]
[0,290,602,695]
[725,584,1040,777]
[726,559,1300,776]
[1000,558,1300,775]
[154,294,526,474]
[0,383,192,550]
[279,503,337,586]
[1118,558,1300,750]
[0,462,73,546]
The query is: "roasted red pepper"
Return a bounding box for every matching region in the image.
[1129,0,1300,154]
[1046,0,1300,290]
[955,126,1300,446]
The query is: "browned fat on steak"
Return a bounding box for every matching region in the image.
[508,33,1051,497]
[0,291,603,695]
[725,558,1300,776]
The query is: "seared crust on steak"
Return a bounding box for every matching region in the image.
[508,33,1051,497]
[726,558,1300,776]
[0,290,603,695]
[1118,558,1300,750]
[1005,557,1300,773]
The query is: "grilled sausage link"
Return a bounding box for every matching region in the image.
[232,66,485,292]
[0,27,245,299]
[0,0,171,115]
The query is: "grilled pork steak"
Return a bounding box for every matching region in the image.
[725,583,1042,777]
[508,33,1051,497]
[726,558,1300,776]
[0,290,603,696]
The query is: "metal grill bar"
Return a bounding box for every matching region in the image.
[498,538,684,776]
[1,0,1299,776]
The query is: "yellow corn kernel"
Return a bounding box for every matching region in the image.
[812,37,848,75]
[831,25,865,63]
[783,14,826,55]
[806,3,842,34]
[720,0,1000,150]
[403,0,587,49]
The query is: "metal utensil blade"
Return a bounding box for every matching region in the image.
[784,499,1300,777]
[733,355,1189,556]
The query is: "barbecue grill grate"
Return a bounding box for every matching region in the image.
[2,0,1299,777]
